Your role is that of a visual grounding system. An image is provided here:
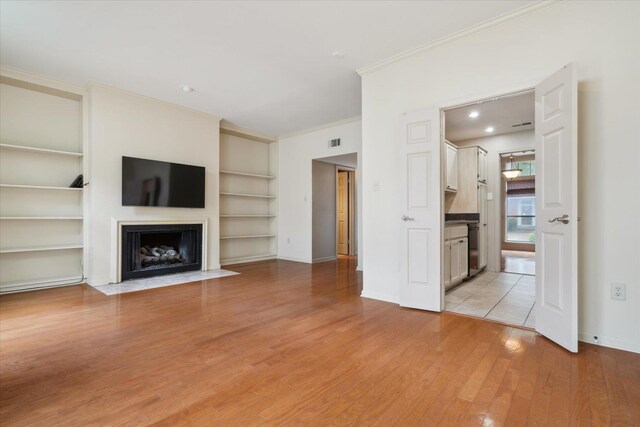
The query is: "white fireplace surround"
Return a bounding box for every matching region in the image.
[111,219,208,284]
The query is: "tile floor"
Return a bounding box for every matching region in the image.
[501,250,535,275]
[93,269,239,295]
[445,271,535,328]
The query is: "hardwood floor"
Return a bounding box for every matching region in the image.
[1,258,638,426]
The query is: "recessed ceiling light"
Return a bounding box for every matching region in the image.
[468,111,479,118]
[332,51,345,59]
[485,126,495,133]
[179,84,194,93]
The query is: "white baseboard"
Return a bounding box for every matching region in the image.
[276,255,311,264]
[579,332,639,354]
[312,256,336,263]
[356,265,363,271]
[360,289,399,304]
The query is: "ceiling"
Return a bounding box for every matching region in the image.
[315,153,358,169]
[445,91,534,142]
[0,1,534,137]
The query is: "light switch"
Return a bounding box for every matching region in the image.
[487,192,493,201]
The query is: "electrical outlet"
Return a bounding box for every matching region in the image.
[611,283,626,301]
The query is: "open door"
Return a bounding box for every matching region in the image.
[337,171,349,255]
[535,63,578,352]
[399,109,442,311]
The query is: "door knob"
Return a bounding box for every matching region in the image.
[402,215,415,222]
[548,214,569,224]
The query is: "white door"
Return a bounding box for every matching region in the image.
[443,241,451,289]
[399,108,442,311]
[535,63,578,353]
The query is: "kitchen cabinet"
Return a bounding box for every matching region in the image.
[445,142,458,192]
[478,182,488,269]
[477,148,487,183]
[443,225,468,290]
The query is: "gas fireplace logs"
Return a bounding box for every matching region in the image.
[139,245,182,265]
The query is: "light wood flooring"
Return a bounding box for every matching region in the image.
[1,258,639,426]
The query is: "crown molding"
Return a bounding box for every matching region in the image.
[85,81,222,121]
[278,116,361,140]
[0,65,86,99]
[220,120,277,143]
[357,1,562,76]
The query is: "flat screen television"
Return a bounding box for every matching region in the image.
[122,156,205,208]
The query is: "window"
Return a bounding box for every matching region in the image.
[506,195,536,242]
[513,160,535,176]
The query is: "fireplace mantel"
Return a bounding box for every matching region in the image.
[111,219,208,283]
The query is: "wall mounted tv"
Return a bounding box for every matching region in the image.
[122,156,205,208]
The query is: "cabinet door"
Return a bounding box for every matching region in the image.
[450,240,460,283]
[446,144,458,191]
[443,241,451,289]
[459,238,469,279]
[478,149,487,183]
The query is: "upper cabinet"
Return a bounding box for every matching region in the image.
[445,142,458,192]
[447,146,487,213]
[477,148,487,183]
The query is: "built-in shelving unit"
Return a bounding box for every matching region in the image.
[219,127,277,266]
[0,74,85,293]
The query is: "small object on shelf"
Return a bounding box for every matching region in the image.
[69,174,83,188]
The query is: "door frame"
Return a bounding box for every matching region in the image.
[440,86,540,284]
[336,166,356,256]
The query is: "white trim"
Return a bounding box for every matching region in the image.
[277,255,311,264]
[312,256,337,263]
[278,116,361,140]
[0,65,85,96]
[85,81,222,121]
[579,333,639,355]
[220,254,276,266]
[220,120,277,143]
[360,290,399,305]
[356,265,363,272]
[357,1,560,76]
[111,219,209,284]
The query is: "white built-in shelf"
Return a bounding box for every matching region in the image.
[220,214,276,218]
[0,275,84,293]
[220,234,276,240]
[0,216,83,220]
[0,184,83,191]
[220,192,275,199]
[220,254,277,265]
[220,170,276,179]
[0,143,83,157]
[0,244,83,254]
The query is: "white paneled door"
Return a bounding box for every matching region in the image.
[535,63,578,352]
[399,109,442,311]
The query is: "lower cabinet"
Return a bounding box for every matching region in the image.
[444,225,468,290]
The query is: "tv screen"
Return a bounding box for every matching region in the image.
[122,156,205,208]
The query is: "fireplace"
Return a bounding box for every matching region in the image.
[121,223,203,281]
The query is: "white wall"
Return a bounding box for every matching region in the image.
[455,130,535,272]
[311,160,336,262]
[87,84,220,286]
[361,2,640,352]
[277,119,362,266]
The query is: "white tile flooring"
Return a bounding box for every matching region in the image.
[445,271,535,328]
[93,269,239,295]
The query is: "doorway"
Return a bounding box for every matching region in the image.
[501,150,536,275]
[441,91,537,328]
[311,153,359,266]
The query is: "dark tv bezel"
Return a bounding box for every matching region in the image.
[121,156,205,208]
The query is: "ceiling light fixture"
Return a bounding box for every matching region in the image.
[502,154,522,179]
[468,111,479,118]
[332,51,345,59]
[179,84,194,93]
[485,126,494,133]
